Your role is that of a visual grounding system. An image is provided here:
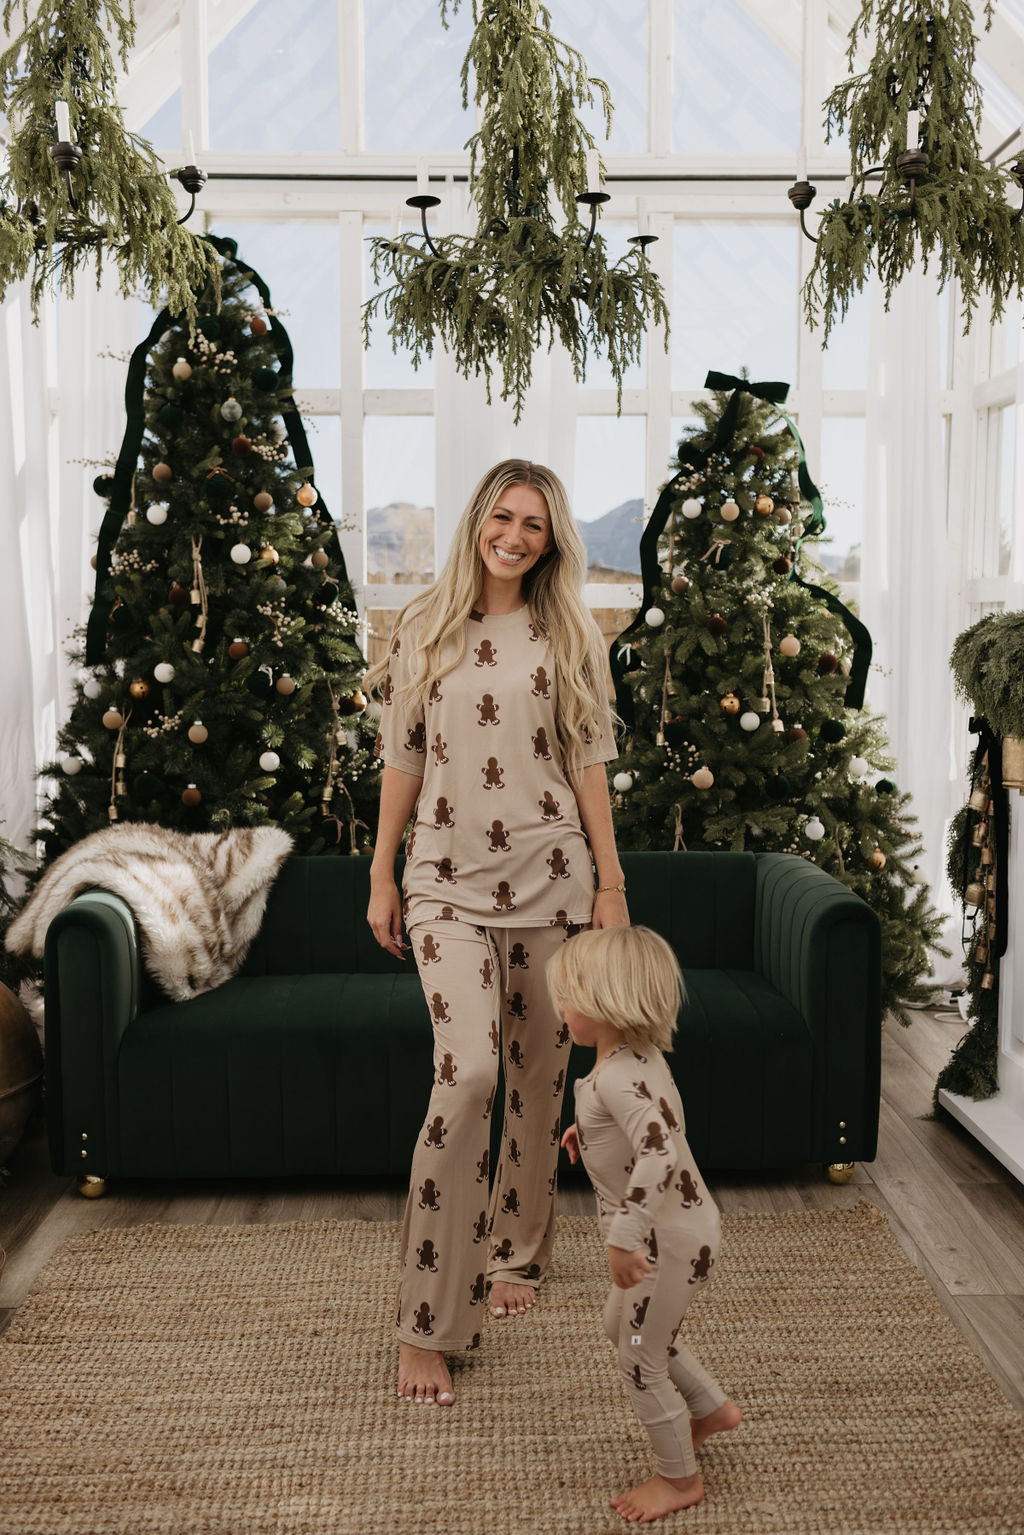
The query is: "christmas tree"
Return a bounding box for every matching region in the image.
[610,374,946,1025]
[37,236,378,860]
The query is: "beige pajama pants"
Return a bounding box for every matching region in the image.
[396,920,577,1352]
[602,1229,728,1479]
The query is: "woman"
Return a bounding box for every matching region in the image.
[366,459,629,1409]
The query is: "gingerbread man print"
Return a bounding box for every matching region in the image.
[508,941,529,968]
[492,1237,515,1263]
[690,1246,714,1283]
[528,621,540,642]
[424,1115,446,1149]
[476,1150,490,1183]
[630,1364,648,1392]
[420,932,441,965]
[437,1052,457,1087]
[430,992,451,1025]
[482,756,505,790]
[508,1088,523,1118]
[412,1301,434,1336]
[539,790,562,821]
[552,1067,565,1097]
[502,1188,520,1217]
[487,819,511,852]
[633,1080,653,1100]
[489,1019,500,1055]
[469,1273,486,1306]
[434,857,458,884]
[624,1186,647,1209]
[432,796,455,829]
[372,729,383,759]
[676,1171,703,1207]
[477,693,500,726]
[507,992,527,1022]
[383,672,394,706]
[508,1138,521,1165]
[405,722,426,754]
[483,1084,496,1118]
[546,847,570,879]
[416,1239,439,1273]
[631,1296,650,1330]
[659,1096,680,1130]
[556,1019,571,1049]
[436,904,457,921]
[492,880,517,912]
[530,665,550,698]
[532,725,552,760]
[507,1037,525,1068]
[642,1121,671,1155]
[418,1178,440,1211]
[644,1230,659,1264]
[474,638,497,667]
[480,955,494,988]
[432,732,449,765]
[428,679,442,704]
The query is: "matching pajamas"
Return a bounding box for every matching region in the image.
[575,1044,727,1480]
[373,603,617,1350]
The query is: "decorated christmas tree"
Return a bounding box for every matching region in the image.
[36,236,378,860]
[610,374,946,1024]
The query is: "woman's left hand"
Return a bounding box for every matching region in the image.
[592,888,629,929]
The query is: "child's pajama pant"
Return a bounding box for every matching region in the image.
[396,920,576,1351]
[602,1229,728,1479]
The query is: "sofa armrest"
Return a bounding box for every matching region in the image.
[754,853,882,1160]
[43,891,144,1177]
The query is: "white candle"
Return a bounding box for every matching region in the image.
[637,199,649,237]
[586,149,600,190]
[796,147,808,183]
[416,159,428,196]
[906,109,921,151]
[55,100,71,142]
[185,129,196,165]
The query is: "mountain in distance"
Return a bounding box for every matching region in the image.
[578,497,643,576]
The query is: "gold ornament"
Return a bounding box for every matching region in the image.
[981,970,996,991]
[868,847,887,870]
[102,708,123,730]
[128,678,150,699]
[259,546,280,565]
[971,821,987,846]
[968,786,990,813]
[253,491,274,513]
[151,462,173,483]
[980,846,994,866]
[188,721,209,744]
[296,484,318,507]
[275,674,297,695]
[719,694,741,716]
[754,493,775,516]
[311,549,329,569]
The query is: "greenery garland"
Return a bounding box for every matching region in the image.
[803,0,1024,341]
[0,0,215,325]
[950,610,1024,738]
[363,0,667,421]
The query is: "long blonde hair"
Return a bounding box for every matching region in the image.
[365,459,613,780]
[546,927,686,1054]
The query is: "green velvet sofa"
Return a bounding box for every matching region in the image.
[43,850,881,1194]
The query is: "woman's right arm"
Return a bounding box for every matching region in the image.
[368,764,422,958]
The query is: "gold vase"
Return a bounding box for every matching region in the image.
[0,980,44,1165]
[1002,735,1024,793]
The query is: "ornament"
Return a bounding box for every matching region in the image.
[258,545,280,565]
[146,506,168,526]
[754,493,775,516]
[739,711,760,732]
[849,755,869,777]
[247,670,274,696]
[681,498,702,519]
[645,606,665,628]
[745,443,766,462]
[297,483,318,507]
[168,583,188,606]
[172,358,192,381]
[670,573,690,595]
[968,786,990,813]
[230,543,252,564]
[766,772,791,799]
[158,401,184,429]
[772,555,792,575]
[612,772,634,792]
[254,367,279,392]
[59,755,83,775]
[249,315,268,337]
[268,576,288,595]
[228,638,248,660]
[964,881,985,907]
[868,847,887,870]
[817,653,839,675]
[771,718,785,733]
[706,613,727,637]
[151,462,173,483]
[311,549,329,569]
[875,778,896,795]
[197,315,221,339]
[840,657,852,677]
[220,397,243,422]
[93,473,115,497]
[102,708,123,730]
[188,721,208,744]
[232,434,253,455]
[253,490,274,513]
[275,674,297,695]
[719,500,740,522]
[775,506,793,525]
[820,719,846,744]
[90,555,98,569]
[805,816,826,841]
[719,693,740,716]
[205,468,235,502]
[83,677,102,699]
[691,766,714,790]
[259,750,281,772]
[313,581,339,607]
[181,783,202,806]
[153,662,175,683]
[338,691,368,716]
[129,678,150,700]
[778,634,801,658]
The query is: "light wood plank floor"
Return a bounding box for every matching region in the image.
[2,1009,1023,1413]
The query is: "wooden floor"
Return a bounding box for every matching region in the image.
[2,1007,1023,1413]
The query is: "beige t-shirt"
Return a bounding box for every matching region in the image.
[374,605,617,928]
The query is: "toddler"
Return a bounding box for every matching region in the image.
[547,925,741,1523]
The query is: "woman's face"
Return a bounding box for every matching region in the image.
[477,483,553,592]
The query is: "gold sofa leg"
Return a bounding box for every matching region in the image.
[77,1174,108,1198]
[826,1162,855,1185]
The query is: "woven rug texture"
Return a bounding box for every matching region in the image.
[0,1203,1021,1535]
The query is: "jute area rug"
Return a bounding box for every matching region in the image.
[1,1204,1021,1535]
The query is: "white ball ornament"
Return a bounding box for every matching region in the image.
[230,543,252,564]
[720,499,740,522]
[849,756,869,777]
[259,751,281,772]
[779,633,801,657]
[691,766,714,790]
[172,358,192,381]
[187,721,208,744]
[60,755,83,775]
[153,661,175,683]
[220,397,243,422]
[645,606,665,628]
[83,677,102,699]
[146,506,168,526]
[681,498,702,520]
[612,772,634,793]
[739,711,761,732]
[805,816,826,841]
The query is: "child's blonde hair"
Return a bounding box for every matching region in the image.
[546,926,686,1053]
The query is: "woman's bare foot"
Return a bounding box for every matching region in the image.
[397,1341,454,1405]
[488,1279,536,1318]
[610,1471,704,1522]
[691,1398,742,1452]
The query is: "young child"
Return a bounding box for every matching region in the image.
[547,925,741,1523]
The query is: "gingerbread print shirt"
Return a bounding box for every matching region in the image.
[574,1044,720,1253]
[374,605,617,928]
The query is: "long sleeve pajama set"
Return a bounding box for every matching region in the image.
[574,1044,728,1480]
[374,604,616,1352]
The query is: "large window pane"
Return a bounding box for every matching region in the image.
[821,284,869,390]
[207,221,340,390]
[673,224,798,388]
[365,416,435,581]
[364,0,474,151]
[560,0,647,155]
[575,416,646,575]
[209,0,339,152]
[365,221,435,387]
[140,89,180,151]
[817,418,864,596]
[580,225,647,391]
[674,0,799,154]
[305,414,341,523]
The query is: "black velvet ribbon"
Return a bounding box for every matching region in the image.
[965,717,1009,963]
[85,234,351,665]
[609,369,872,728]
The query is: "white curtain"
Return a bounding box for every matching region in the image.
[0,280,138,858]
[862,267,963,970]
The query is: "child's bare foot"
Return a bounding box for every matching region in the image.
[397,1342,454,1405]
[610,1472,704,1522]
[691,1398,742,1452]
[488,1279,535,1318]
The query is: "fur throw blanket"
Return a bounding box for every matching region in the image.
[6,824,293,1001]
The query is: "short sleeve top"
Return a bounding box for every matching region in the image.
[373,605,617,929]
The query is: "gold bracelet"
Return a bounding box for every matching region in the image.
[595,881,626,894]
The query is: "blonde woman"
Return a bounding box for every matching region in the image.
[366,459,629,1409]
